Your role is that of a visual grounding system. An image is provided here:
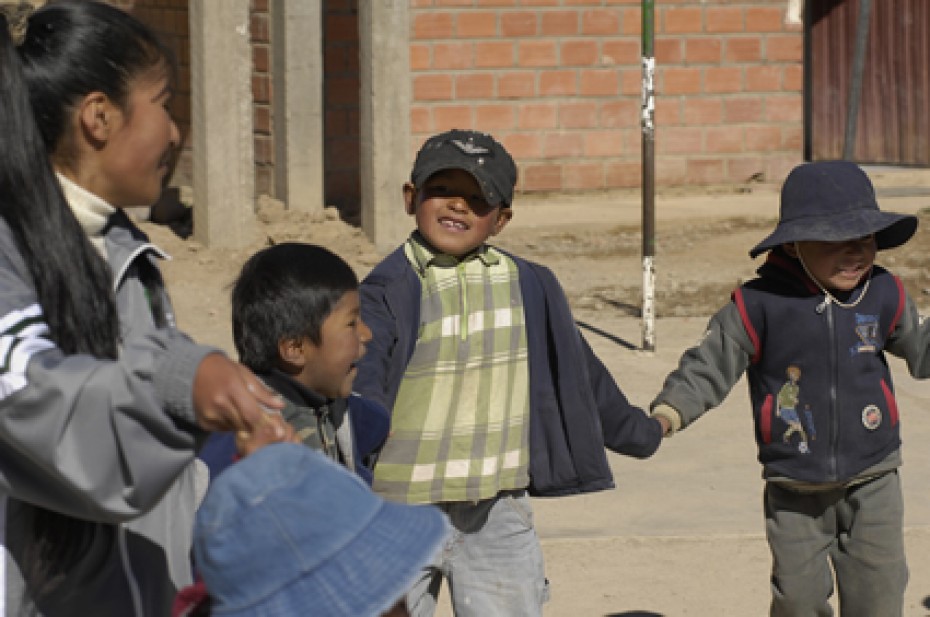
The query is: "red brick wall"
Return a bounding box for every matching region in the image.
[410,0,804,192]
[127,0,805,210]
[127,0,273,197]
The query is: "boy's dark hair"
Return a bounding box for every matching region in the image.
[232,243,358,373]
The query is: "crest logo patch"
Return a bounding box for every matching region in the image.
[851,313,879,355]
[861,404,882,430]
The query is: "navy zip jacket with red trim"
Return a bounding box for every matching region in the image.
[652,248,930,485]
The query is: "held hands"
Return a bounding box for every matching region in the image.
[650,404,681,437]
[192,354,295,453]
[655,414,672,437]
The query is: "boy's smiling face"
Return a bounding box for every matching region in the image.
[290,290,371,399]
[405,168,512,258]
[784,235,877,292]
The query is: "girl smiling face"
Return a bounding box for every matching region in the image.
[405,168,512,259]
[50,64,179,210]
[82,69,180,208]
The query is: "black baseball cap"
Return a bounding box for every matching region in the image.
[410,129,518,207]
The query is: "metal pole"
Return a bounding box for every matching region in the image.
[843,0,872,160]
[641,0,656,352]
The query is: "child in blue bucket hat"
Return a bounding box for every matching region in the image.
[181,443,449,617]
[650,160,930,615]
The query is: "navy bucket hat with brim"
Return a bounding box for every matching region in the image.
[749,160,918,258]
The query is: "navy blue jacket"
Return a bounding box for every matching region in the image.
[653,249,930,485]
[736,255,904,483]
[199,372,389,485]
[354,244,662,497]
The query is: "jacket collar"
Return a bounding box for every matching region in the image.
[258,369,328,409]
[259,369,349,430]
[56,173,170,291]
[405,231,500,276]
[104,211,170,292]
[759,246,876,302]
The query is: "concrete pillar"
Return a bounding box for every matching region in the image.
[271,0,324,214]
[359,1,411,254]
[189,0,255,247]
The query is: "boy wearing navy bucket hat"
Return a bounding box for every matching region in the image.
[354,129,666,616]
[651,160,930,616]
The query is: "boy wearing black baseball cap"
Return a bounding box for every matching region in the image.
[354,129,666,616]
[651,160,930,616]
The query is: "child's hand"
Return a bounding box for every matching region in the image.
[192,354,289,443]
[651,404,680,437]
[655,414,672,437]
[234,419,299,457]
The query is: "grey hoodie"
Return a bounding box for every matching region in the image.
[0,204,214,616]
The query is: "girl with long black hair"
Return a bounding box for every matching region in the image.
[0,2,289,614]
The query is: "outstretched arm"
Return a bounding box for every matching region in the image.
[0,253,286,522]
[650,302,753,435]
[583,334,665,458]
[885,292,930,378]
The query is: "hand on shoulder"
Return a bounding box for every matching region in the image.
[193,354,293,448]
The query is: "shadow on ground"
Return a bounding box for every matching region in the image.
[577,320,638,351]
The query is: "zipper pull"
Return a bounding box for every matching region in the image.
[816,296,830,314]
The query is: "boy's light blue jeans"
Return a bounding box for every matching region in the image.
[406,489,549,617]
[765,470,908,617]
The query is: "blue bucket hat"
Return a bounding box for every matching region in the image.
[749,161,918,258]
[193,444,449,617]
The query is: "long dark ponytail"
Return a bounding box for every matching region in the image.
[0,8,119,358]
[0,0,170,603]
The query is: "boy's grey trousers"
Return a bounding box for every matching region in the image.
[765,470,907,617]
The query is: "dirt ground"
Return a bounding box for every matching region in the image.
[143,166,930,616]
[147,168,930,345]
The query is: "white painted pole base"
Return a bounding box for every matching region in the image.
[642,255,656,352]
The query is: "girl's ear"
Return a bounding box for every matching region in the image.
[403,183,417,215]
[782,242,799,258]
[78,91,117,143]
